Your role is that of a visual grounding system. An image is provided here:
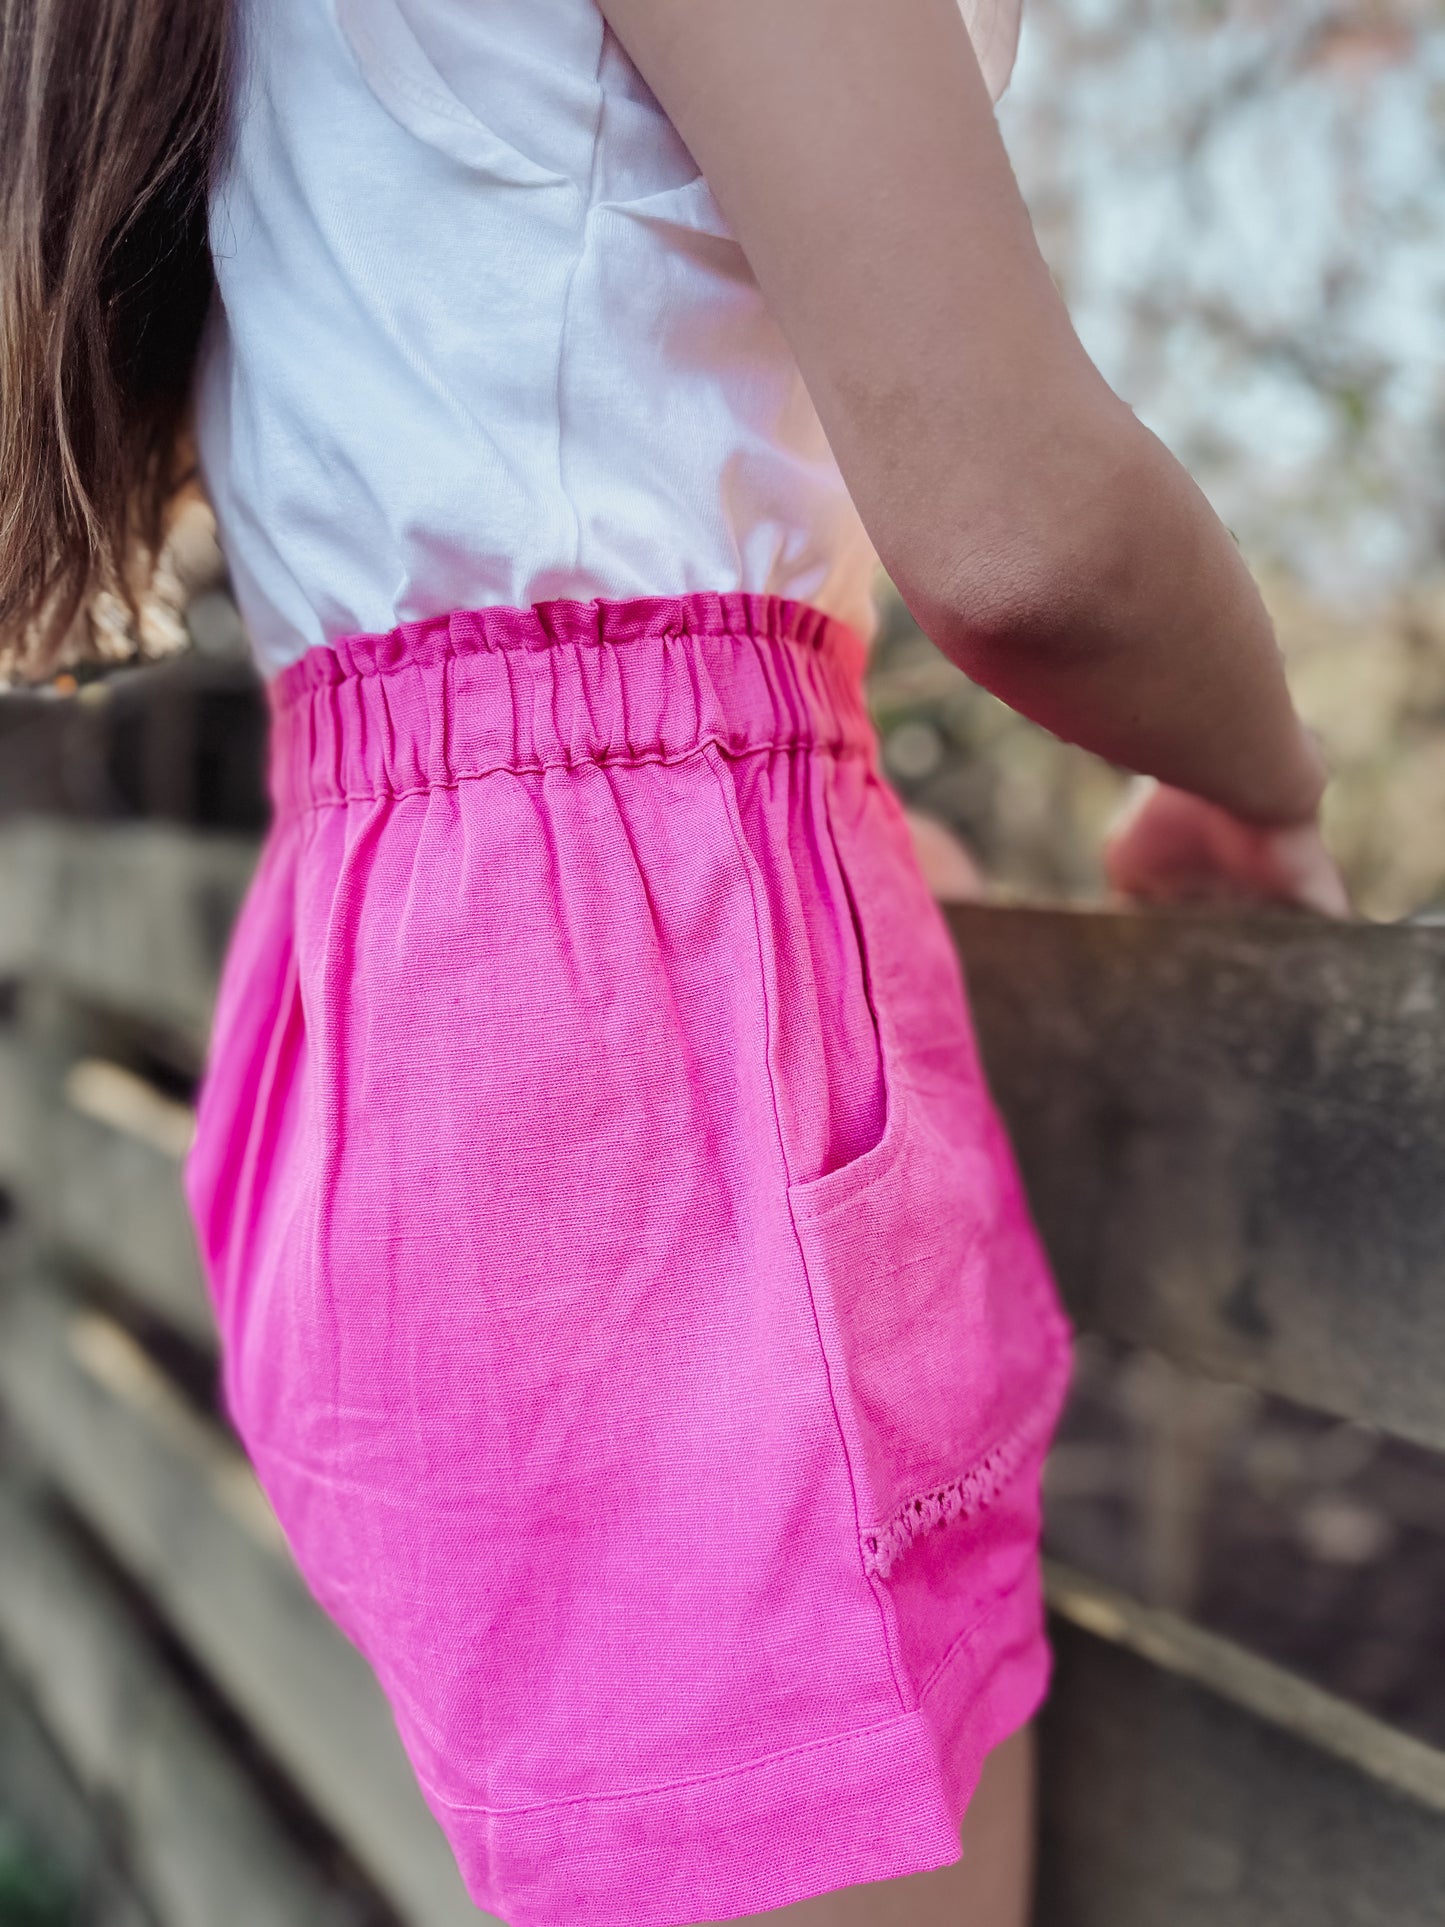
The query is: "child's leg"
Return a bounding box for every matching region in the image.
[714,1725,1037,1927]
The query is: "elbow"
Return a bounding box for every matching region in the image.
[883,412,1164,680]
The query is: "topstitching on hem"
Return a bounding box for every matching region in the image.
[416,1701,926,1818]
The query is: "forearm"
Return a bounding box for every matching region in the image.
[600,0,1324,830]
[893,417,1326,829]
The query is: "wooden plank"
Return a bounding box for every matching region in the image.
[0,1033,23,1184]
[0,822,257,1052]
[0,1650,153,1927]
[63,1057,195,1161]
[1036,1608,1445,1926]
[45,1097,214,1348]
[0,1278,486,1927]
[0,1478,367,1927]
[0,1030,214,1345]
[0,823,50,982]
[952,901,1445,1451]
[1044,1559,1445,1816]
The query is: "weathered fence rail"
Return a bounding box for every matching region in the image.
[954,902,1445,1454]
[2,816,1444,1922]
[952,897,1445,1925]
[0,822,481,1927]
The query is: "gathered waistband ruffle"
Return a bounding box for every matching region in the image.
[267,591,877,817]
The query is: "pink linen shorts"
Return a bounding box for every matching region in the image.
[185,590,1073,1927]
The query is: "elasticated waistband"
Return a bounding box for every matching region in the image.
[267,592,877,818]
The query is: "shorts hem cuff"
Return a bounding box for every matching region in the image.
[423,1558,1049,1927]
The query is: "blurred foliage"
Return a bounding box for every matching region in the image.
[866,0,1445,921]
[1000,0,1445,603]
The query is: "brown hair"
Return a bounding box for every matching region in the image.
[0,0,232,679]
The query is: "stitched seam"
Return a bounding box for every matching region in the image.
[414,1557,1049,1820]
[417,1700,926,1817]
[701,743,908,1715]
[860,1345,1070,1583]
[783,1081,912,1221]
[275,600,846,675]
[269,611,870,755]
[268,602,861,709]
[344,11,481,126]
[337,0,569,185]
[276,625,834,687]
[275,736,870,818]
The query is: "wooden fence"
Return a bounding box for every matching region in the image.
[1,816,1443,1924]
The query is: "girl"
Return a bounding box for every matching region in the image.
[1,1,1348,1924]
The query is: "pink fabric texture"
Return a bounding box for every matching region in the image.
[185,590,1073,1927]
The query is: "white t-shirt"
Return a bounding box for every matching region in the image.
[194,0,1023,678]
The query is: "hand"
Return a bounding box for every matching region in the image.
[1103,777,1351,917]
[903,808,985,903]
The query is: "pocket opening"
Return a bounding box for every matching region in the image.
[808,773,894,1182]
[785,771,932,1215]
[780,775,1071,1584]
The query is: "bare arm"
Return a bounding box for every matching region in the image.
[597,0,1327,830]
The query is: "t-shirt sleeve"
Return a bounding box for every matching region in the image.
[958,0,1025,102]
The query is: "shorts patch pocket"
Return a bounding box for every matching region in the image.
[785,774,1071,1584]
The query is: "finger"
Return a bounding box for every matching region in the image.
[1262,824,1353,919]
